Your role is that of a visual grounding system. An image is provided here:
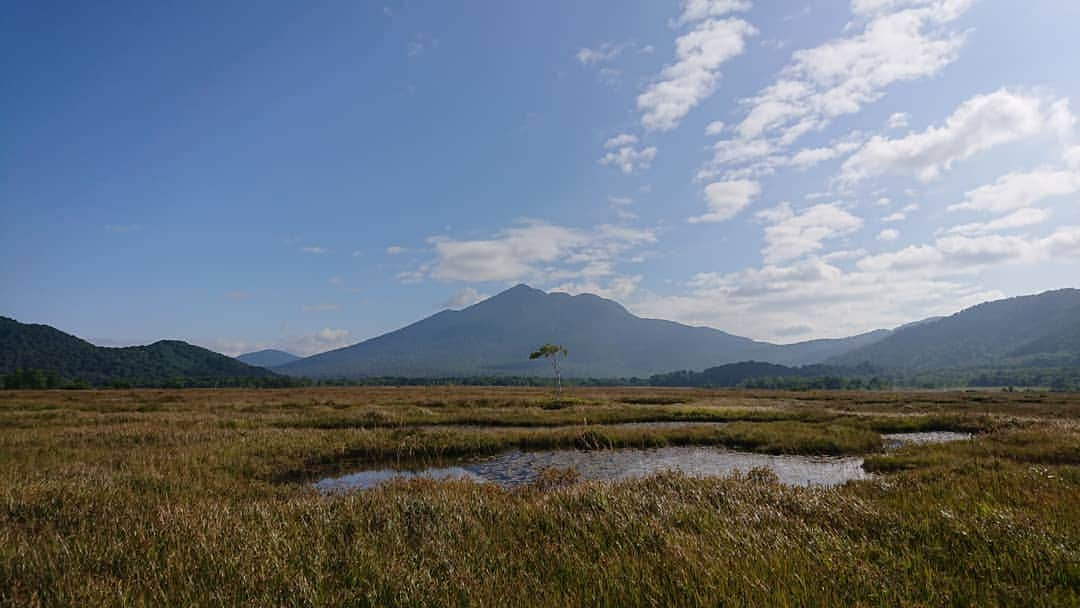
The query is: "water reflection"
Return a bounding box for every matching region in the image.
[315,431,972,493]
[315,446,869,492]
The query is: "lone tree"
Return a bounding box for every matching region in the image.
[530,343,568,396]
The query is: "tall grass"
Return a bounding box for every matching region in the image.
[0,387,1077,606]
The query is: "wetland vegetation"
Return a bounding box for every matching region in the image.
[1,386,1078,606]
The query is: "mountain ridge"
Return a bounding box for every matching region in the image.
[829,288,1080,369]
[237,349,301,368]
[275,284,891,379]
[0,316,275,386]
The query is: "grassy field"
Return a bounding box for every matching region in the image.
[1,387,1078,606]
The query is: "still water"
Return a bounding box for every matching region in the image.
[315,431,970,493]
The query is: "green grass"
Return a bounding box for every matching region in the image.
[0,387,1077,606]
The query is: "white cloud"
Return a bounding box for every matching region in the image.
[705,120,726,136]
[757,202,864,262]
[858,227,1080,274]
[855,244,943,273]
[423,220,657,284]
[328,276,344,286]
[947,168,1080,213]
[577,43,624,65]
[1065,146,1080,170]
[300,246,328,254]
[878,228,900,241]
[608,196,637,220]
[946,208,1051,236]
[688,179,761,223]
[282,328,352,357]
[599,143,658,174]
[674,0,752,26]
[886,112,910,129]
[302,303,340,313]
[634,225,1080,341]
[551,275,643,301]
[204,328,354,359]
[704,0,974,175]
[442,287,488,309]
[638,18,757,131]
[785,136,863,168]
[841,90,1066,183]
[604,133,638,148]
[386,245,407,255]
[633,253,998,342]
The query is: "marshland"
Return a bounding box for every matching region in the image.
[1,386,1077,606]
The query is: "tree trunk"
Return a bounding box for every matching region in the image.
[553,358,561,398]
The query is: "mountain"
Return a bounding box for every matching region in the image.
[276,284,889,379]
[829,289,1080,370]
[237,349,301,368]
[0,316,276,386]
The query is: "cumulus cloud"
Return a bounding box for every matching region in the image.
[703,0,973,173]
[705,120,726,136]
[673,0,752,26]
[947,168,1080,213]
[551,275,643,301]
[886,112,910,129]
[422,220,657,285]
[946,208,1051,236]
[633,224,1080,342]
[756,202,863,262]
[386,245,407,255]
[199,328,353,358]
[599,143,658,174]
[632,254,999,342]
[858,227,1080,273]
[282,328,352,356]
[604,133,638,148]
[878,228,900,241]
[577,43,624,65]
[638,18,757,131]
[840,90,1067,183]
[688,179,761,223]
[442,287,488,309]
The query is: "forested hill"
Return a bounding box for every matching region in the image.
[829,289,1080,370]
[0,316,275,387]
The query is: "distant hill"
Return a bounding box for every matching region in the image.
[829,289,1080,370]
[276,284,889,379]
[237,349,301,368]
[0,317,275,386]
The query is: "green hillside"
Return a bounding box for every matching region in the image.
[830,289,1080,370]
[0,317,276,387]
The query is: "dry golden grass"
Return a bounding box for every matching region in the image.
[0,387,1077,606]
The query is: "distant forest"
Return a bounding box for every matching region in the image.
[6,364,1080,391]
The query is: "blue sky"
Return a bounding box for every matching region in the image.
[3,0,1080,355]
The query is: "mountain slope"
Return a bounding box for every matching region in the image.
[276,285,888,379]
[237,349,301,368]
[0,317,275,385]
[829,289,1080,370]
